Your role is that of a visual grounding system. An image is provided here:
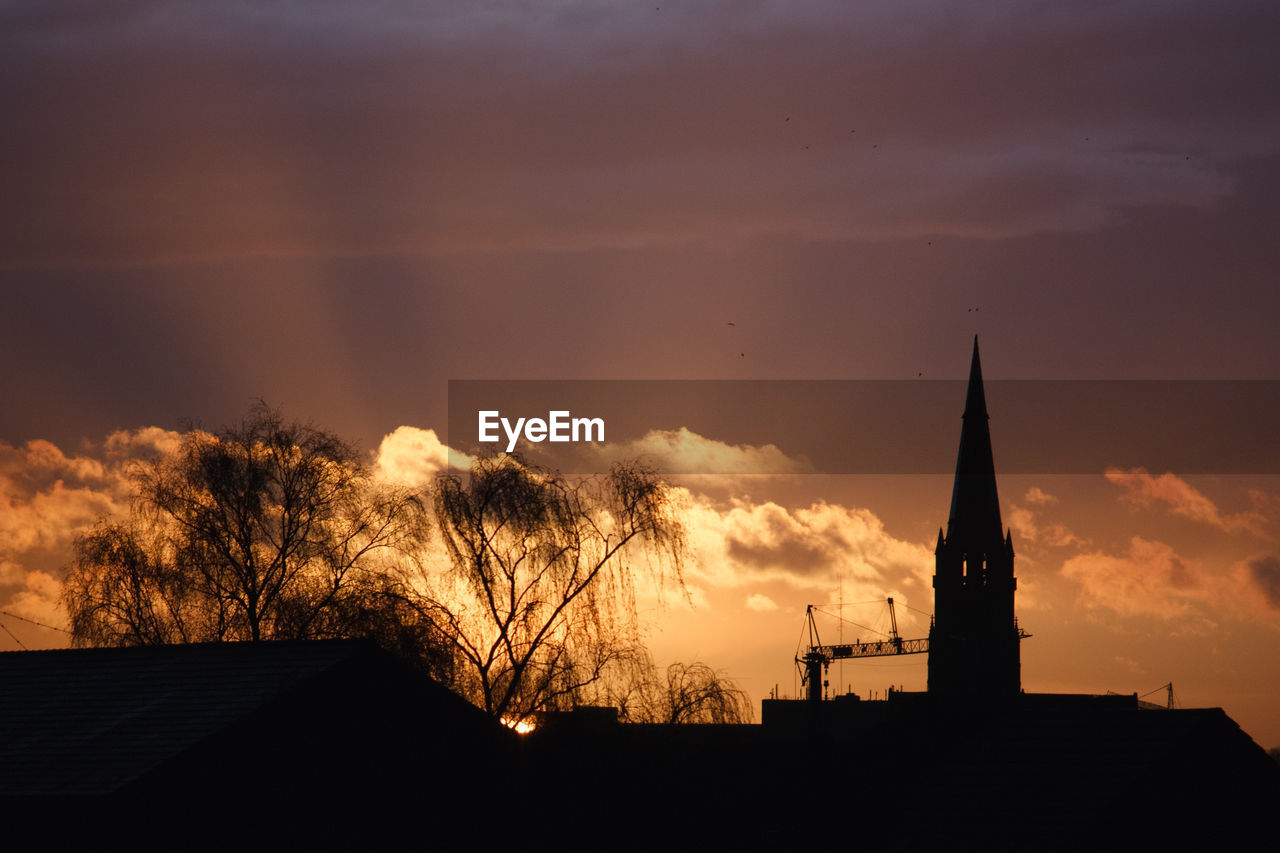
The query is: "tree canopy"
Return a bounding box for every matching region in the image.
[423,453,687,725]
[62,406,751,725]
[611,657,754,724]
[62,404,446,676]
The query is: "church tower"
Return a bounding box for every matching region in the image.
[928,338,1021,699]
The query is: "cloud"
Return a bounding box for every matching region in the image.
[679,491,933,614]
[1007,503,1082,548]
[745,593,779,612]
[1061,536,1211,621]
[1043,496,1280,623]
[0,437,142,569]
[103,426,183,459]
[4,571,64,629]
[1006,506,1036,542]
[0,424,481,635]
[20,439,107,483]
[1104,468,1266,535]
[373,427,474,487]
[0,428,190,634]
[1246,556,1280,609]
[1024,487,1058,505]
[1113,655,1144,675]
[2,1,1273,266]
[596,428,809,476]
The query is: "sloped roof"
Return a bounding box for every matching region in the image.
[529,695,1280,848]
[0,640,499,797]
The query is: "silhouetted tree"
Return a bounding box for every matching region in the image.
[62,404,448,676]
[611,655,753,724]
[424,454,685,725]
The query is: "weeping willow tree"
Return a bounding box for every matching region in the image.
[609,657,754,725]
[426,454,686,725]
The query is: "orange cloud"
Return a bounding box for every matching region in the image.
[597,427,810,476]
[745,593,779,613]
[4,571,64,630]
[103,426,183,459]
[677,491,933,619]
[1007,503,1082,548]
[1024,487,1058,505]
[1061,537,1208,620]
[1060,536,1280,627]
[373,426,474,487]
[0,429,182,634]
[1104,468,1266,536]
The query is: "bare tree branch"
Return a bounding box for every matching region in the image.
[61,403,451,681]
[424,454,686,723]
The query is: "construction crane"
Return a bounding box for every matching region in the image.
[1122,682,1177,710]
[796,598,929,704]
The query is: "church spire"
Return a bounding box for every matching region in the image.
[962,334,990,419]
[929,337,1020,700]
[946,336,1005,556]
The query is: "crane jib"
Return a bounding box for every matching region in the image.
[820,638,930,659]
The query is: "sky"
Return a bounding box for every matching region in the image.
[2,1,1280,746]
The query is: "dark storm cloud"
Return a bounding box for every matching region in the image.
[708,499,932,589]
[1247,556,1280,609]
[727,531,831,576]
[2,0,1277,266]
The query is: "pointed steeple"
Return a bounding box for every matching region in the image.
[946,336,1005,555]
[929,337,1021,700]
[962,335,989,419]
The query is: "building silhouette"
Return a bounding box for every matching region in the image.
[929,337,1022,699]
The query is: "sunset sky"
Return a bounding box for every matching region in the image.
[2,1,1279,747]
